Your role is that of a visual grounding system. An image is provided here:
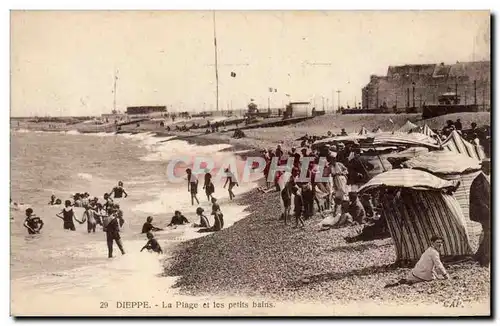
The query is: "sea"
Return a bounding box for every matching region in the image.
[10,129,261,315]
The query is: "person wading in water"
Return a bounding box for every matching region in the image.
[110,181,128,199]
[105,206,125,258]
[186,168,200,206]
[56,200,82,231]
[23,208,44,234]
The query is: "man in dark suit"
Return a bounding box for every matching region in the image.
[469,158,491,267]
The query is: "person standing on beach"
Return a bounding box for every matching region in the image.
[223,168,239,200]
[110,181,128,199]
[105,207,126,258]
[23,208,44,234]
[469,158,491,267]
[262,149,272,189]
[203,169,215,202]
[292,186,305,228]
[329,156,349,214]
[56,200,82,231]
[186,168,200,206]
[280,180,292,225]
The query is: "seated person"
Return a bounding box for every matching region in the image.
[385,236,449,287]
[167,210,189,227]
[193,207,210,228]
[140,232,163,254]
[141,216,163,233]
[347,192,366,224]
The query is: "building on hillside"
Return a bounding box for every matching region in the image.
[126,106,167,118]
[361,61,490,112]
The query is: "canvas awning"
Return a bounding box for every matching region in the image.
[403,150,481,175]
[312,134,370,146]
[386,146,429,159]
[358,169,458,192]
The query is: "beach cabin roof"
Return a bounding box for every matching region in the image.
[403,150,481,175]
[387,146,429,159]
[358,169,458,192]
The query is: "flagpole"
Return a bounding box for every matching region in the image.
[213,11,219,111]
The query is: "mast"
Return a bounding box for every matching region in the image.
[213,11,219,111]
[113,70,118,112]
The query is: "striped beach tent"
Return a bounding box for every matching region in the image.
[397,120,418,133]
[359,169,472,264]
[442,130,486,161]
[403,150,481,220]
[421,124,437,138]
[373,132,440,149]
[358,126,369,135]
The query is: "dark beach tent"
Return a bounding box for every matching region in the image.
[396,120,419,133]
[442,130,486,161]
[403,150,481,221]
[358,169,472,265]
[372,127,383,133]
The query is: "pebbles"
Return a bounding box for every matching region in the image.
[164,180,489,308]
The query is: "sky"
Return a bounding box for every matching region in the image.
[10,10,490,117]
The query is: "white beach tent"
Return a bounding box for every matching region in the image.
[396,120,418,133]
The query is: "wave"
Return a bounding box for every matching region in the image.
[77,173,93,181]
[139,139,233,162]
